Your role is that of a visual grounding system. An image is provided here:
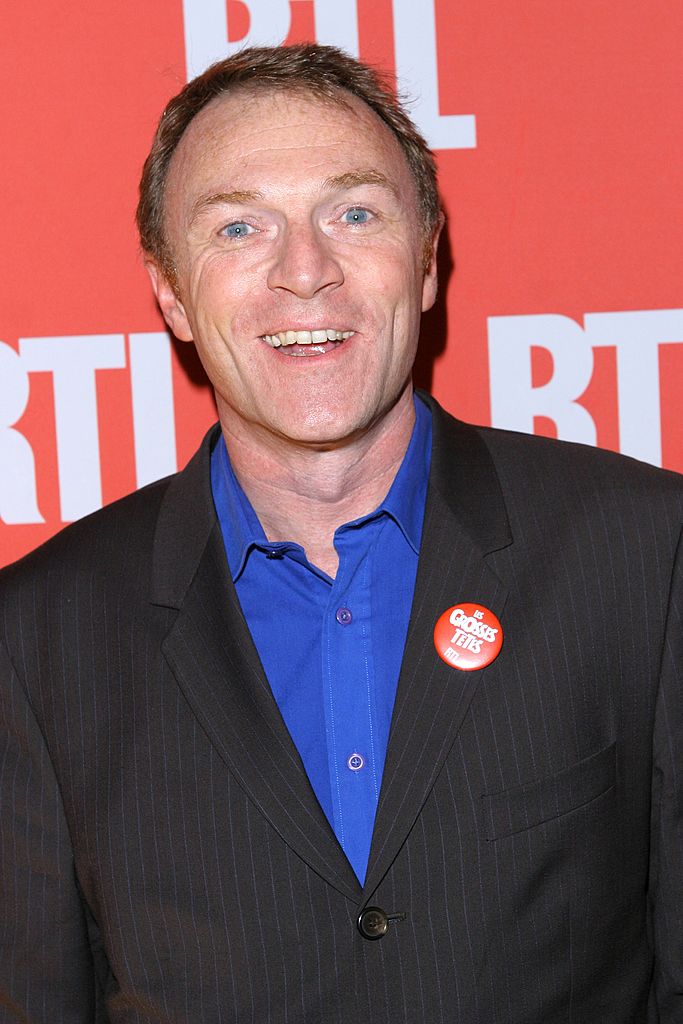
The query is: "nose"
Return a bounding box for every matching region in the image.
[267,222,344,299]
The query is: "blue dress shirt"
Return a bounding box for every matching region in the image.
[210,395,432,882]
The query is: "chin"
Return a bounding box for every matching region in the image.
[276,414,365,449]
[274,400,362,433]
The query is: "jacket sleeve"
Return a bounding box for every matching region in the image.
[0,641,98,1022]
[649,526,683,1018]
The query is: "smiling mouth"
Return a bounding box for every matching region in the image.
[261,328,355,356]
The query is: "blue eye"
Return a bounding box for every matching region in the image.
[342,207,371,225]
[223,222,252,238]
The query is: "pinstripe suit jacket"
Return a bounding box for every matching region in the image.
[1,394,682,1023]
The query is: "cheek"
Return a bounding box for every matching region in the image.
[190,247,261,300]
[379,250,423,298]
[354,261,419,327]
[188,263,258,334]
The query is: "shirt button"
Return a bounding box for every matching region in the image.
[335,606,352,625]
[347,752,364,771]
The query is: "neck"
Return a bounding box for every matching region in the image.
[218,388,416,577]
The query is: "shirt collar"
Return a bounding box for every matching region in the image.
[211,393,432,582]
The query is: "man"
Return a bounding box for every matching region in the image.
[0,43,681,1024]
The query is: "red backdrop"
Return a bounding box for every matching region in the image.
[1,0,682,566]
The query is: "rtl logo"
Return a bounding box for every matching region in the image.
[488,309,683,468]
[0,334,176,526]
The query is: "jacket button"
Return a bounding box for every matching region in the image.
[357,906,389,940]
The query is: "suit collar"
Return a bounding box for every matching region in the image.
[417,389,512,555]
[150,424,221,610]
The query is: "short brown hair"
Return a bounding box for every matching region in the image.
[136,43,441,279]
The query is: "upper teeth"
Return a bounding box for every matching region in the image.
[262,329,354,348]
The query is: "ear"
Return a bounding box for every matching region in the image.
[145,259,194,342]
[421,213,445,313]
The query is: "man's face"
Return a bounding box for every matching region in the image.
[151,88,440,449]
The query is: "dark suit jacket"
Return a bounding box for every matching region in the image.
[1,395,682,1023]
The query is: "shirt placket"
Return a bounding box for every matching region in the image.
[322,525,379,882]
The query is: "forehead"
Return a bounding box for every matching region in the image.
[164,87,417,212]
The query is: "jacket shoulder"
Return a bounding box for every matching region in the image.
[423,392,683,556]
[465,423,683,556]
[475,422,683,501]
[0,474,172,592]
[0,425,219,592]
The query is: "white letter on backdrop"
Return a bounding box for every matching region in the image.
[392,0,476,149]
[183,0,291,78]
[585,309,683,467]
[0,341,44,524]
[311,0,359,56]
[19,335,126,522]
[488,314,597,445]
[129,332,177,487]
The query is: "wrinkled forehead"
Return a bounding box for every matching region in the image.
[164,84,415,208]
[178,82,359,152]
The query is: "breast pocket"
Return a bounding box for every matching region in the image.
[480,741,616,841]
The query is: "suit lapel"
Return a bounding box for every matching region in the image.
[151,431,360,901]
[363,399,512,896]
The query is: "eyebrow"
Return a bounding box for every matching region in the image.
[189,189,265,223]
[322,169,399,198]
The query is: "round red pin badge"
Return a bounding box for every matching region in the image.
[433,603,503,671]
